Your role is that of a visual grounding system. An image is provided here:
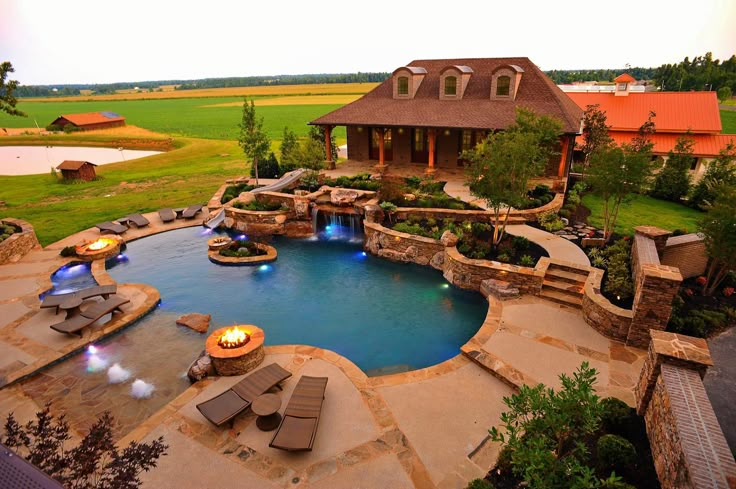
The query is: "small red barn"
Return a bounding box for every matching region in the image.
[50,112,126,131]
[56,160,97,181]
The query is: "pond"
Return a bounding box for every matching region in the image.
[0,145,162,175]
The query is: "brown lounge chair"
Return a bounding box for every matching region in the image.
[119,213,149,228]
[196,363,292,427]
[40,285,117,313]
[95,221,128,235]
[181,204,203,219]
[50,295,130,336]
[158,208,176,223]
[270,376,328,452]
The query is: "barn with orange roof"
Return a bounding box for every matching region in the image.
[49,111,126,131]
[566,75,735,181]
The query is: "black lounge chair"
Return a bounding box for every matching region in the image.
[50,295,130,336]
[270,376,328,452]
[196,363,292,427]
[158,208,176,223]
[40,285,117,313]
[120,213,149,228]
[95,221,127,235]
[181,204,203,219]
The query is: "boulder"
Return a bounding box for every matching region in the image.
[363,204,384,224]
[176,313,211,334]
[403,193,416,202]
[331,189,360,206]
[480,279,520,300]
[187,351,214,382]
[430,251,445,270]
[440,231,459,247]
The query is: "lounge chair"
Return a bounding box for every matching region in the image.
[50,295,130,336]
[120,213,149,228]
[95,221,128,235]
[196,363,292,427]
[40,285,117,313]
[181,204,203,219]
[158,208,176,223]
[269,376,328,452]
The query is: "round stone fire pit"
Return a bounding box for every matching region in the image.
[75,236,123,261]
[205,325,264,376]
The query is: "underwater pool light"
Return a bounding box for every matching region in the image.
[87,344,98,355]
[259,264,272,272]
[238,234,247,240]
[441,284,450,289]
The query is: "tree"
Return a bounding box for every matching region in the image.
[718,86,732,104]
[689,142,736,210]
[698,185,736,296]
[308,125,338,163]
[464,108,563,247]
[650,134,694,202]
[279,126,299,173]
[580,104,613,179]
[237,98,270,185]
[3,404,167,488]
[296,137,325,171]
[588,112,656,240]
[249,151,280,179]
[489,362,613,488]
[1,61,26,117]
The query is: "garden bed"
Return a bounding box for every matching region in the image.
[220,183,259,203]
[380,175,481,210]
[207,239,277,266]
[668,275,736,338]
[586,238,635,309]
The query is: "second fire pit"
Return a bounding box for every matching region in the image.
[205,325,265,376]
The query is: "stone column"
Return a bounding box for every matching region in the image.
[634,226,672,259]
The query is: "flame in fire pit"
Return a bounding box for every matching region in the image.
[88,238,116,251]
[217,327,250,349]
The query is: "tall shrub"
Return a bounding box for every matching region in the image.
[650,135,694,202]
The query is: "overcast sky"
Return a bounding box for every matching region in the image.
[1,0,734,86]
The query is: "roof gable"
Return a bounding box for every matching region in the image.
[56,160,96,170]
[53,112,125,126]
[311,57,583,133]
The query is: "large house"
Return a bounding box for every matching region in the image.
[49,112,126,131]
[566,75,735,181]
[311,57,583,179]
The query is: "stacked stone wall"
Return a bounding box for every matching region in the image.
[0,218,40,264]
[662,234,708,279]
[442,247,544,294]
[581,268,633,341]
[363,221,445,268]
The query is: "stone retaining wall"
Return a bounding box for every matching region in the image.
[363,221,445,268]
[443,247,545,294]
[510,192,565,222]
[581,267,634,342]
[0,218,40,264]
[393,208,525,224]
[662,234,708,279]
[224,207,292,236]
[635,331,736,489]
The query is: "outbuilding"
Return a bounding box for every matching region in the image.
[56,160,97,181]
[49,112,125,131]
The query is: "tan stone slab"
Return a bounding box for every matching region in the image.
[239,358,381,471]
[378,362,512,486]
[500,301,610,354]
[137,425,282,489]
[0,340,36,370]
[15,308,75,351]
[306,452,414,488]
[0,260,58,278]
[0,276,40,302]
[0,300,32,328]
[484,331,610,391]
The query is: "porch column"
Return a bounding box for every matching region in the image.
[428,128,437,171]
[378,128,386,167]
[557,135,570,178]
[323,125,335,170]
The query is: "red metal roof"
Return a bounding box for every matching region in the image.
[566,91,722,133]
[56,160,96,170]
[614,73,636,83]
[311,57,583,134]
[607,131,735,158]
[53,112,125,127]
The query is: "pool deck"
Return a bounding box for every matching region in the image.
[0,194,647,488]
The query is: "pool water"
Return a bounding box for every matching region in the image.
[105,227,487,374]
[41,261,98,298]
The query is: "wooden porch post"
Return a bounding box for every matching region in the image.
[378,128,386,167]
[557,135,570,178]
[427,128,437,173]
[323,125,335,170]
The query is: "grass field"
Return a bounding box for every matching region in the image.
[582,193,704,235]
[0,98,347,141]
[720,109,736,134]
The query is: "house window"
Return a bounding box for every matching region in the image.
[617,83,628,91]
[690,157,699,171]
[497,76,511,96]
[461,130,473,151]
[398,76,409,95]
[414,128,425,151]
[445,76,457,96]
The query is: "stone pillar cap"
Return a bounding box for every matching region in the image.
[650,330,713,367]
[634,226,671,238]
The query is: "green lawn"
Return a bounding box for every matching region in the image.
[582,193,704,235]
[721,109,736,134]
[0,98,345,141]
[0,134,244,245]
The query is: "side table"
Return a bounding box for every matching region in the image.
[251,393,282,431]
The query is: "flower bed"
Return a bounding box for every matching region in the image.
[668,275,736,337]
[207,239,277,266]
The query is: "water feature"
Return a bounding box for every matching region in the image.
[0,146,162,175]
[311,207,363,241]
[41,261,98,298]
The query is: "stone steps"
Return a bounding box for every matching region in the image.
[539,288,584,307]
[540,262,589,309]
[544,267,588,285]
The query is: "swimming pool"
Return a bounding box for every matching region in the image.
[105,227,487,374]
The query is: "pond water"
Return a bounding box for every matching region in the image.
[0,146,162,175]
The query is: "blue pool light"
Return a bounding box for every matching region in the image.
[362,251,367,257]
[87,345,98,355]
[259,264,272,272]
[238,234,247,240]
[355,251,367,259]
[116,253,129,262]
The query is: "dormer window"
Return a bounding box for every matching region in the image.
[496,76,511,97]
[445,76,457,96]
[617,83,628,91]
[398,77,409,95]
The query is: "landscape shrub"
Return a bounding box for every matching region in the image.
[465,479,494,489]
[602,239,633,301]
[519,254,535,267]
[392,222,427,237]
[232,200,283,211]
[511,235,530,253]
[249,152,280,179]
[539,212,565,232]
[0,224,16,243]
[300,171,320,191]
[45,124,62,132]
[59,245,77,257]
[62,124,81,133]
[404,175,422,188]
[600,397,632,431]
[597,434,637,472]
[558,209,571,219]
[219,240,263,257]
[221,183,256,203]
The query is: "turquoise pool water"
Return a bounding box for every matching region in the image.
[105,227,487,374]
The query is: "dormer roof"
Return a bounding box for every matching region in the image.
[614,73,636,83]
[393,66,427,75]
[442,65,474,74]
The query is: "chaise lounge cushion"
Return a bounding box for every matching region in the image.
[158,208,176,223]
[95,221,128,234]
[269,375,328,452]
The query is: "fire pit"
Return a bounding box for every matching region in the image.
[75,236,123,261]
[205,325,264,376]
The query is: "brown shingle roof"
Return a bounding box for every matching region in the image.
[56,160,96,170]
[53,112,125,127]
[311,57,583,133]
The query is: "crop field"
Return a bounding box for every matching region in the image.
[0,98,348,140]
[721,109,736,134]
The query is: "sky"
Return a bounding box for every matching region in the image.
[1,0,735,86]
